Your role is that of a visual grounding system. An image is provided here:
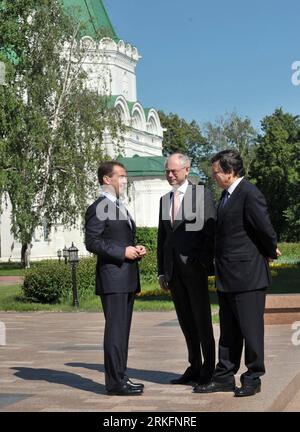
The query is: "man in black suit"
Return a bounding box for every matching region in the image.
[85,161,146,396]
[194,149,280,397]
[157,153,216,386]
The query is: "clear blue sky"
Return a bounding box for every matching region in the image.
[104,0,300,131]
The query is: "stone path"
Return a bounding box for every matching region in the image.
[0,311,299,412]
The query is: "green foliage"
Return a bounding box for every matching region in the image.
[139,249,157,283]
[158,110,208,167]
[23,260,71,303]
[158,110,257,203]
[0,0,123,256]
[277,242,300,262]
[199,112,257,204]
[250,108,300,241]
[203,111,257,176]
[135,227,158,282]
[136,227,157,251]
[22,257,98,303]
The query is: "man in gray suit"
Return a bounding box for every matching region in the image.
[157,153,216,385]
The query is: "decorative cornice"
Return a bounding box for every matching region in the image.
[79,36,141,62]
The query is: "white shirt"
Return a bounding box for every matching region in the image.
[227,176,244,198]
[101,190,117,204]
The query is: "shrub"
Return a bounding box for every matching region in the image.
[136,227,158,252]
[139,249,157,282]
[23,261,71,303]
[22,257,97,304]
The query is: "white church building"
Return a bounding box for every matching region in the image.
[0,0,197,262]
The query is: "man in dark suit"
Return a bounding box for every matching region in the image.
[85,161,146,396]
[194,149,281,397]
[157,153,216,386]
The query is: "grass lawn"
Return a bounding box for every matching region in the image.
[0,281,219,323]
[0,269,25,276]
[0,262,23,274]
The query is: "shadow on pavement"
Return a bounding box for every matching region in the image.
[11,367,106,394]
[65,362,183,385]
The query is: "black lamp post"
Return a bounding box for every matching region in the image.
[57,249,62,262]
[68,242,79,308]
[63,246,68,265]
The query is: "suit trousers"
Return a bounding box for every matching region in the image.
[213,289,266,386]
[100,292,135,391]
[169,258,216,380]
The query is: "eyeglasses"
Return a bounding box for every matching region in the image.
[165,166,189,175]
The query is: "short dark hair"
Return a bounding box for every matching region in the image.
[97,161,125,185]
[211,149,245,177]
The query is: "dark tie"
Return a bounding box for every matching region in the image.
[219,190,230,210]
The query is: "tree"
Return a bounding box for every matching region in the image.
[0,0,122,265]
[249,108,300,241]
[204,112,257,176]
[158,110,208,166]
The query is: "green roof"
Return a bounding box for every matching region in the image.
[117,155,199,178]
[107,96,154,119]
[62,0,119,41]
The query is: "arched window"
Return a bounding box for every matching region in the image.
[132,111,143,130]
[148,117,158,135]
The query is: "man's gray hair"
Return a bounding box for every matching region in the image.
[165,153,191,168]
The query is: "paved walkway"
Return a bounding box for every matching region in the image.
[0,276,24,286]
[0,311,299,412]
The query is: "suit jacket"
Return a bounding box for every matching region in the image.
[215,178,277,293]
[157,183,216,282]
[84,195,140,295]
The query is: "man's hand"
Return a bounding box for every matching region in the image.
[125,246,140,260]
[267,248,282,262]
[136,245,147,258]
[158,275,169,291]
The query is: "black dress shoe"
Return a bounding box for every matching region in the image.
[193,380,235,393]
[107,383,143,396]
[126,378,144,389]
[234,383,261,397]
[170,374,199,385]
[170,368,199,385]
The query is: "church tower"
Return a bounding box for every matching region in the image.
[62,0,164,157]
